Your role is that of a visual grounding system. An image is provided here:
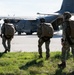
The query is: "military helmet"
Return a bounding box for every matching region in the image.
[40,18,45,23]
[63,11,71,19]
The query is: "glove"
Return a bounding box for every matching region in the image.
[61,38,65,46]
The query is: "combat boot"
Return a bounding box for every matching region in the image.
[39,55,43,58]
[8,49,10,52]
[58,61,66,68]
[3,49,8,53]
[46,54,50,60]
[46,56,50,60]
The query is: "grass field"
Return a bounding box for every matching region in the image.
[0,52,74,75]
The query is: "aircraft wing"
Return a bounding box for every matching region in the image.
[37,12,61,16]
[0,16,37,20]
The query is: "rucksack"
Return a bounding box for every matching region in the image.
[4,23,15,39]
[66,20,74,39]
[41,23,54,38]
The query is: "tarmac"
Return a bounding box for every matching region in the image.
[0,30,62,52]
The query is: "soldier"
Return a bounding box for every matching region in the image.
[37,18,54,59]
[1,19,15,53]
[58,12,74,68]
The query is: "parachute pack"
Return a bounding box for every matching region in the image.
[41,23,54,38]
[4,23,15,39]
[68,20,74,38]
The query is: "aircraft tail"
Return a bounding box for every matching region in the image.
[59,0,74,13]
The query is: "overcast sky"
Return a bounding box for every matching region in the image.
[0,0,63,17]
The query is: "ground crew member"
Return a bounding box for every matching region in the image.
[37,18,53,59]
[58,12,74,68]
[1,19,15,53]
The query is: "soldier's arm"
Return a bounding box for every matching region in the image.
[37,25,42,38]
[0,24,5,37]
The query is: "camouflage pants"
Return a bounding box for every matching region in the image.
[2,35,12,51]
[38,37,50,58]
[61,39,74,62]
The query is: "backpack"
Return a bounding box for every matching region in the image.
[66,20,74,39]
[41,23,54,38]
[69,20,74,38]
[4,23,15,39]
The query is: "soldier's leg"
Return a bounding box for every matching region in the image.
[71,45,74,58]
[66,47,70,58]
[38,38,44,58]
[62,45,69,62]
[70,39,74,59]
[2,36,8,53]
[58,41,70,68]
[7,39,12,52]
[45,39,50,59]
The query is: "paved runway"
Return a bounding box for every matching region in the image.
[0,30,62,52]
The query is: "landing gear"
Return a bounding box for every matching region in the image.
[18,32,21,35]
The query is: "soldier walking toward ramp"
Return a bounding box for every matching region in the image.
[58,12,74,68]
[37,18,54,59]
[1,19,15,53]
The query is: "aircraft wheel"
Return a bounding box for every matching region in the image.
[18,32,21,35]
[26,32,32,35]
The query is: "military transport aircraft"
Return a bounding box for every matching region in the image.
[37,0,74,30]
[0,0,74,35]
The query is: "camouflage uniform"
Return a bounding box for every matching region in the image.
[61,22,74,62]
[58,12,74,68]
[2,35,12,52]
[37,18,50,59]
[1,19,13,53]
[38,37,50,59]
